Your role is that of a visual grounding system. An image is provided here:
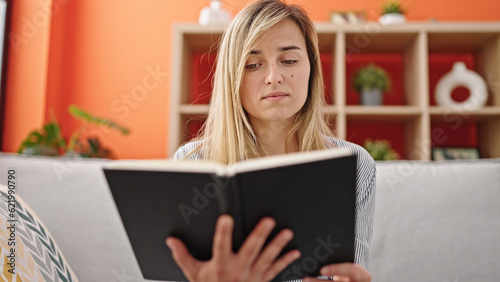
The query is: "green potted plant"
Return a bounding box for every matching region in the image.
[363,139,400,161]
[379,1,406,25]
[18,105,129,159]
[352,64,390,106]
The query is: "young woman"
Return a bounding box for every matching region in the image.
[167,1,375,281]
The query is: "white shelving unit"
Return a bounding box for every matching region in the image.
[170,22,500,160]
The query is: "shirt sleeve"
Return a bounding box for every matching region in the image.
[354,161,376,270]
[329,137,376,270]
[171,140,203,161]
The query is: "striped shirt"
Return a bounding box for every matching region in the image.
[172,136,376,274]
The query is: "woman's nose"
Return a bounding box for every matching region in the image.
[264,63,283,85]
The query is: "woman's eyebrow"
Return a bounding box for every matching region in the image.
[279,45,301,52]
[249,45,302,55]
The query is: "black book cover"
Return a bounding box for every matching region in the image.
[104,148,357,281]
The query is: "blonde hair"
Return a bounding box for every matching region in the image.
[191,0,334,164]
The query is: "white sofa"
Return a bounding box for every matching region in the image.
[1,153,499,281]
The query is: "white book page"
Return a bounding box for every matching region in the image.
[106,159,226,174]
[106,148,352,177]
[228,147,352,176]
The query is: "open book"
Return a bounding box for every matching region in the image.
[103,148,357,281]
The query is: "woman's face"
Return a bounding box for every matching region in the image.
[240,20,310,126]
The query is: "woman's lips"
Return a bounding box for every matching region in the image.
[262,92,289,101]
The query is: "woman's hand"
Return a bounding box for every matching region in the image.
[303,263,371,282]
[166,214,301,282]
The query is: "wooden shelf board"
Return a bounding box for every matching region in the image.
[345,106,421,121]
[315,22,500,33]
[180,104,210,115]
[346,105,420,114]
[423,22,500,33]
[175,22,500,54]
[430,106,500,122]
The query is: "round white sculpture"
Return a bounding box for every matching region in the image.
[434,62,488,110]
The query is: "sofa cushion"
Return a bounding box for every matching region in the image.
[0,184,78,281]
[370,159,500,282]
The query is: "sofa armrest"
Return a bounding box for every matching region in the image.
[0,153,151,281]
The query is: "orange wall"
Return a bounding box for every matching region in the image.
[3,0,500,159]
[2,0,52,153]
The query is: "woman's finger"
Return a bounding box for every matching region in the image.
[251,228,295,274]
[165,236,200,281]
[262,249,301,281]
[320,263,371,282]
[233,217,276,272]
[212,214,235,266]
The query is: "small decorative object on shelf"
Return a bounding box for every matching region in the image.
[198,0,231,26]
[432,147,480,161]
[353,64,390,106]
[17,105,130,159]
[363,139,400,161]
[330,11,366,25]
[435,61,488,110]
[379,1,406,25]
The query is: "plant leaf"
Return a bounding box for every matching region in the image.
[17,122,64,155]
[68,105,130,135]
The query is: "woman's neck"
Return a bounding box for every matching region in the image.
[250,118,299,156]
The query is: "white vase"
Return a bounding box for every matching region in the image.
[378,13,407,25]
[434,61,488,110]
[360,89,383,106]
[198,0,231,26]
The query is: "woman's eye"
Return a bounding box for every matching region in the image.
[245,64,259,69]
[283,60,298,65]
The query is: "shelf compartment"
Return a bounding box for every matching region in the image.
[345,53,405,106]
[430,108,500,158]
[430,122,478,148]
[430,106,500,122]
[427,30,500,107]
[346,114,427,160]
[344,31,426,107]
[345,31,419,53]
[428,53,475,106]
[181,26,225,52]
[346,106,421,121]
[427,31,499,53]
[180,113,207,143]
[173,25,223,106]
[190,52,216,104]
[346,121,406,159]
